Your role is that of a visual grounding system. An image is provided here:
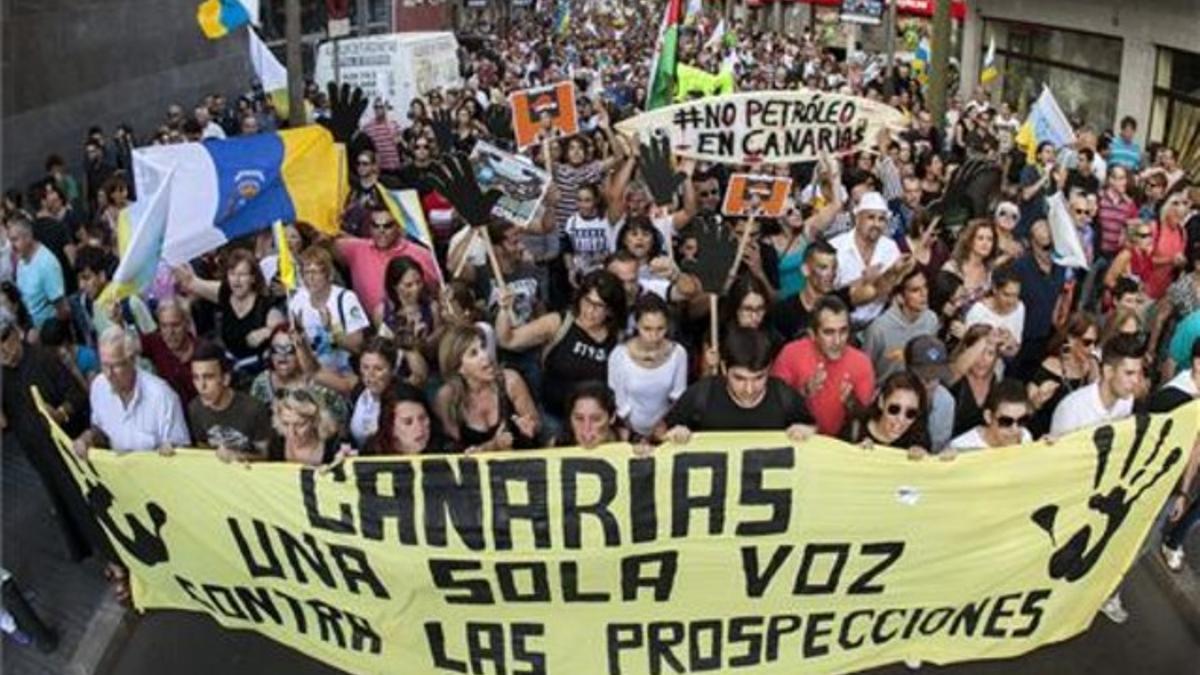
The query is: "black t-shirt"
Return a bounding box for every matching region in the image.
[664,376,812,431]
[770,288,852,343]
[542,317,615,418]
[33,217,77,294]
[1149,385,1194,414]
[187,391,273,456]
[218,282,280,360]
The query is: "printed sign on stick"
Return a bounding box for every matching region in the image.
[723,174,792,217]
[469,140,552,227]
[509,81,579,149]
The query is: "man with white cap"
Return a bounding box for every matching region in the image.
[830,191,913,329]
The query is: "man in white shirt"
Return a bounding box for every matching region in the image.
[1049,335,1141,438]
[73,326,189,457]
[1047,334,1144,625]
[831,191,907,329]
[950,379,1034,451]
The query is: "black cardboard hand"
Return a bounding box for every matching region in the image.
[639,131,686,207]
[681,219,739,294]
[319,82,368,145]
[431,109,455,152]
[430,153,502,228]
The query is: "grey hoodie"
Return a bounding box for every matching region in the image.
[861,302,941,381]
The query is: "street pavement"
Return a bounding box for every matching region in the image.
[3,435,1197,675]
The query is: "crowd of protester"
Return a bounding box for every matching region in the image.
[2,6,1199,651]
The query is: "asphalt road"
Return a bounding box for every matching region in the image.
[102,560,1197,675]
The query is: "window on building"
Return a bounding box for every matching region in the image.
[984,20,1121,133]
[1151,47,1200,182]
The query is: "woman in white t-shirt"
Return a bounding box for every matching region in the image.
[964,263,1024,362]
[608,294,688,438]
[288,248,369,376]
[562,184,616,285]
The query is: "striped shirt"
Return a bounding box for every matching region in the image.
[361,119,403,171]
[1096,190,1138,256]
[527,160,602,260]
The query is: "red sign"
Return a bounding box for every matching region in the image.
[391,0,452,32]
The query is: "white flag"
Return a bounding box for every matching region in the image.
[248,28,287,93]
[1047,192,1089,269]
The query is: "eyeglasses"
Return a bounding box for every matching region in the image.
[698,190,719,198]
[272,343,296,355]
[996,414,1030,429]
[371,220,398,231]
[885,404,919,420]
[739,304,767,315]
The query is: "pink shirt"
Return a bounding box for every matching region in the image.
[1146,222,1186,300]
[770,338,875,436]
[336,238,441,317]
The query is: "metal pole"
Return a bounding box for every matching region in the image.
[884,0,896,96]
[286,0,306,127]
[928,0,952,129]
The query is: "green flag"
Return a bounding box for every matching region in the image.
[646,0,683,110]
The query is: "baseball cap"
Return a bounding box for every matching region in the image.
[905,335,951,383]
[854,191,889,215]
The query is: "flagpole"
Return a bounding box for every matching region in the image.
[285,0,305,127]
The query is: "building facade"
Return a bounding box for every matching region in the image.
[959,0,1199,176]
[2,0,252,192]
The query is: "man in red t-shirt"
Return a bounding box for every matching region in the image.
[334,206,441,317]
[771,295,875,436]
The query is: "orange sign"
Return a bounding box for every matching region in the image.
[722,174,792,217]
[509,81,579,149]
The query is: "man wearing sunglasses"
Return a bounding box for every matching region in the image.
[333,206,441,320]
[948,379,1033,451]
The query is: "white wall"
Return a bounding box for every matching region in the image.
[964,0,1200,142]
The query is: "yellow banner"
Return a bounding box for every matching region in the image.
[34,390,1197,674]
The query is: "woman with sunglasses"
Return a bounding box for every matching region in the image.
[1142,185,1191,301]
[844,372,930,454]
[1028,313,1100,438]
[992,201,1024,264]
[250,325,350,431]
[949,379,1034,451]
[1103,220,1156,302]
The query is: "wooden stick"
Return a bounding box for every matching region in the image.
[726,212,756,289]
[483,232,506,289]
[453,227,481,278]
[709,293,719,368]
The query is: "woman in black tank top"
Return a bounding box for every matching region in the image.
[434,325,541,453]
[495,270,627,419]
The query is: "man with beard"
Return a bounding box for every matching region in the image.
[830,191,911,330]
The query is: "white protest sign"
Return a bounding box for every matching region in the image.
[314,32,460,120]
[470,141,552,228]
[615,90,905,165]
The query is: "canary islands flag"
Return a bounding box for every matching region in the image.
[913,37,931,85]
[980,36,998,85]
[97,168,176,307]
[130,126,344,267]
[197,0,257,40]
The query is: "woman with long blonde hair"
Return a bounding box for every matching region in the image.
[434,325,540,453]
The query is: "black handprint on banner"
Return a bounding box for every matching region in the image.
[1031,415,1182,582]
[86,482,170,567]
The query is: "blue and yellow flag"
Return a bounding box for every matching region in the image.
[197,0,252,40]
[131,126,345,267]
